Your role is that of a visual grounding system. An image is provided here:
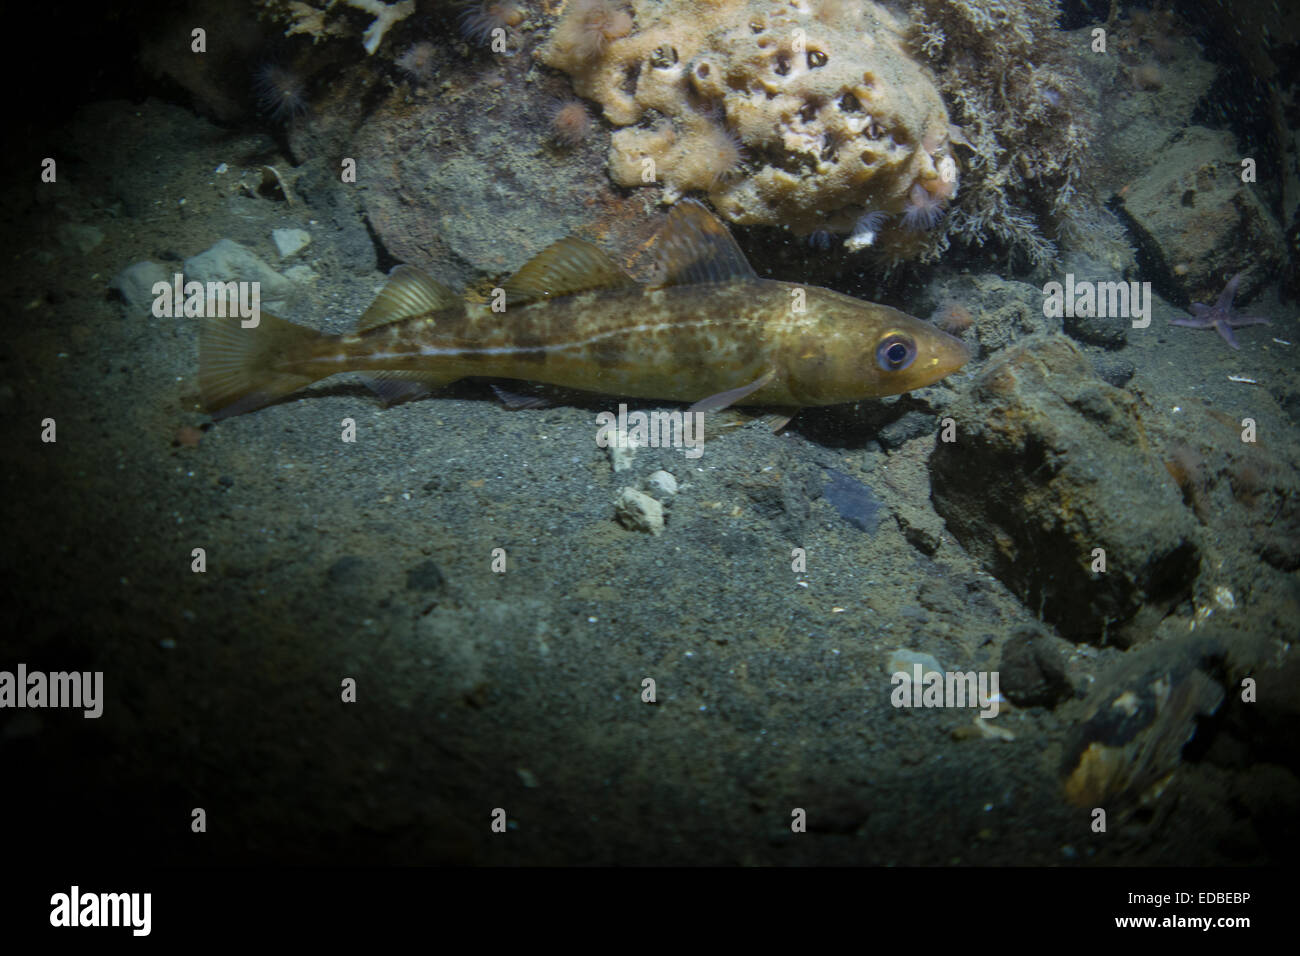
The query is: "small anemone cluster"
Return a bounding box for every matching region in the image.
[458,0,525,46]
[842,162,956,252]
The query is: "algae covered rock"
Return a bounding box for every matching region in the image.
[930,335,1199,646]
[541,0,955,240]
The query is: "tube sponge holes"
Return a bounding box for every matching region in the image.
[540,0,955,246]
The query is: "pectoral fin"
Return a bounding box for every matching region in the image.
[688,368,777,415]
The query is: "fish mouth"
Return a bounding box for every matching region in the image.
[921,331,971,384]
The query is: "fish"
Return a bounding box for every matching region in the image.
[199,200,969,420]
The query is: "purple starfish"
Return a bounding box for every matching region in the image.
[1171,272,1270,350]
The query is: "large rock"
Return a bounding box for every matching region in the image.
[930,335,1200,646]
[1118,126,1286,305]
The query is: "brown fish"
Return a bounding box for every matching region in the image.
[199,201,968,419]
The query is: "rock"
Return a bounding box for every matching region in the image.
[326,555,368,588]
[1091,354,1136,388]
[999,628,1074,708]
[272,227,312,258]
[57,223,104,255]
[878,410,934,449]
[646,470,678,496]
[930,335,1200,645]
[894,505,943,556]
[405,560,446,591]
[728,464,813,540]
[183,239,294,309]
[1117,126,1286,305]
[112,261,171,315]
[615,487,664,535]
[282,264,317,284]
[887,649,943,680]
[1060,254,1129,350]
[926,273,1055,357]
[606,431,637,473]
[353,67,656,291]
[822,469,882,534]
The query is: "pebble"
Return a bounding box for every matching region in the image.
[615,487,664,535]
[606,429,638,472]
[57,223,104,255]
[887,649,943,679]
[111,261,171,315]
[272,227,312,258]
[646,470,678,496]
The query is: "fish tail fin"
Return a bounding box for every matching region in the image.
[200,311,324,419]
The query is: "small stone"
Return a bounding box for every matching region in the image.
[272,227,312,258]
[999,628,1074,708]
[326,555,367,587]
[615,487,664,535]
[112,261,171,315]
[173,425,203,448]
[887,649,943,680]
[606,429,638,472]
[1091,355,1136,388]
[57,223,104,255]
[646,470,678,496]
[879,410,934,449]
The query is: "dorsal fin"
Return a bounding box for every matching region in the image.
[359,265,459,332]
[653,199,756,286]
[502,237,637,305]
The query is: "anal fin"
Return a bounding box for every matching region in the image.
[489,383,553,410]
[360,371,456,406]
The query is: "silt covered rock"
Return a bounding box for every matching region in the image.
[1118,126,1285,305]
[930,335,1200,646]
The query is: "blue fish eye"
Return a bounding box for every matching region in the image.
[876,335,916,372]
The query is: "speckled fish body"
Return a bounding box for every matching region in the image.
[200,201,969,419]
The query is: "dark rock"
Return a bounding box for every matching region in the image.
[1059,254,1129,350]
[930,335,1200,645]
[878,410,934,449]
[326,555,367,587]
[999,628,1074,707]
[405,560,446,591]
[732,469,812,540]
[1064,310,1128,350]
[1091,354,1136,388]
[895,509,942,555]
[823,469,883,534]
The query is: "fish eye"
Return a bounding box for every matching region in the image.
[876,334,916,372]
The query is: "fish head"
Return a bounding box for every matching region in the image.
[784,290,970,404]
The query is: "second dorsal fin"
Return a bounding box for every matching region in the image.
[359,265,459,332]
[653,199,757,286]
[503,237,638,305]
